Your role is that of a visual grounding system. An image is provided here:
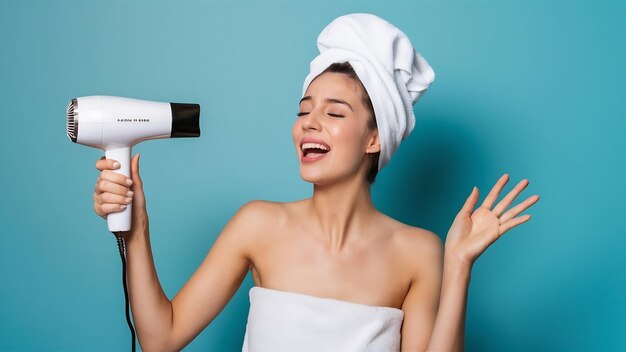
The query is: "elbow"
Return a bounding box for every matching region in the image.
[137,334,174,352]
[137,301,177,351]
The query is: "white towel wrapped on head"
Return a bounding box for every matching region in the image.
[241,286,404,352]
[302,13,436,171]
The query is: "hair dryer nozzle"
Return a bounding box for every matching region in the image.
[66,98,78,143]
[171,103,201,138]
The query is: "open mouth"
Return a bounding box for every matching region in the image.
[302,143,331,158]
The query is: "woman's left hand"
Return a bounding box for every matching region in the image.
[444,173,540,267]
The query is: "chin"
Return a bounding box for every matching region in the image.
[299,166,355,186]
[297,153,361,185]
[299,164,338,184]
[300,170,329,185]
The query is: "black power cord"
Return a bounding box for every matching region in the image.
[113,231,137,352]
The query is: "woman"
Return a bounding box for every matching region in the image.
[92,13,540,352]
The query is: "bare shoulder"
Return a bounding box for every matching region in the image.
[379,213,444,280]
[230,199,290,240]
[379,212,442,250]
[236,199,287,224]
[239,198,305,223]
[401,226,443,261]
[232,199,292,251]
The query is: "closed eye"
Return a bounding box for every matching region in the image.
[297,112,344,118]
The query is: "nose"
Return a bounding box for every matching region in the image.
[301,109,322,131]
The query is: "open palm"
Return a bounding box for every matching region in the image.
[444,174,540,266]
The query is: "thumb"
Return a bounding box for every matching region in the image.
[130,153,143,188]
[129,153,147,221]
[458,186,479,218]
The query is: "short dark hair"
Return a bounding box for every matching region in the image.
[319,62,380,185]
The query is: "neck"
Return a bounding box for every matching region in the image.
[307,174,376,254]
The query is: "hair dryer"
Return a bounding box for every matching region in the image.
[66,95,201,232]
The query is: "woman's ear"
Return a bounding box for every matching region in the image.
[366,129,381,154]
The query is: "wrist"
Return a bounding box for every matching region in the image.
[125,215,149,244]
[443,252,473,273]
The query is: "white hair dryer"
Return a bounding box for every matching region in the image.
[66,95,201,232]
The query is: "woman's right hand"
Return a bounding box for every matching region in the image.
[94,153,148,232]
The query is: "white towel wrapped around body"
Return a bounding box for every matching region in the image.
[302,13,436,171]
[241,286,405,352]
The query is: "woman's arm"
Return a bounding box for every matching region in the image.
[423,257,471,352]
[94,154,177,350]
[104,155,265,351]
[125,200,263,351]
[163,199,265,350]
[427,174,539,351]
[125,198,265,351]
[402,174,539,351]
[124,214,172,349]
[398,235,471,352]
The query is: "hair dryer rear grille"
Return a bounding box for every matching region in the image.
[66,98,78,143]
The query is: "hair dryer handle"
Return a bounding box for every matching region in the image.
[105,146,132,232]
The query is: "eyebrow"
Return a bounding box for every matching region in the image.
[299,96,353,111]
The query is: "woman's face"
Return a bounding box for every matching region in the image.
[292,72,380,185]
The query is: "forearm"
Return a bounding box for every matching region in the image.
[425,256,472,352]
[125,217,174,351]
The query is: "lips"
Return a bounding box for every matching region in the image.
[300,137,331,150]
[299,136,331,162]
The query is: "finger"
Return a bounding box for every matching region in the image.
[499,214,532,236]
[492,179,530,217]
[499,194,540,223]
[94,192,133,205]
[458,186,479,218]
[130,153,142,185]
[101,169,133,187]
[97,202,129,215]
[95,179,134,197]
[94,203,107,219]
[96,157,121,171]
[480,173,510,210]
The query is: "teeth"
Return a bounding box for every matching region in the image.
[302,142,330,151]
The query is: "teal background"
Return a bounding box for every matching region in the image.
[1,0,624,350]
